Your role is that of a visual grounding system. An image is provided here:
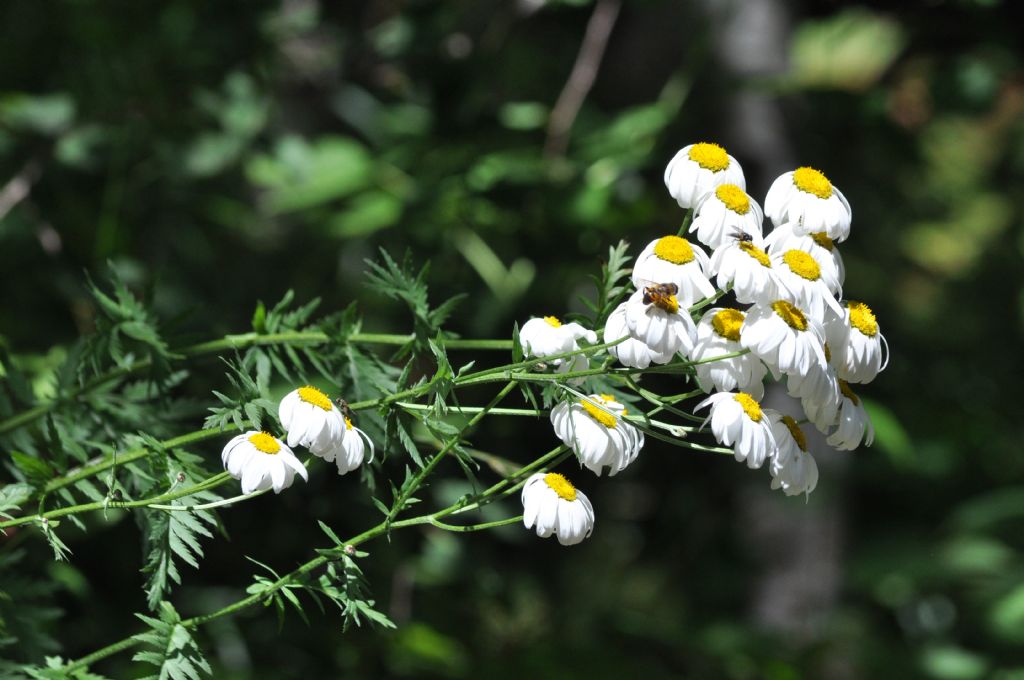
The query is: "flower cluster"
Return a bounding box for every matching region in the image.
[220,385,374,494]
[517,141,887,545]
[668,143,885,496]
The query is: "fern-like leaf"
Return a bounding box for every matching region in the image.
[140,487,219,610]
[132,601,211,680]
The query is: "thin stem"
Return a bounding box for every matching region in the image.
[688,286,732,315]
[39,428,237,502]
[457,335,628,383]
[60,443,569,675]
[1,472,236,530]
[444,445,572,517]
[396,403,544,417]
[386,382,517,524]
[676,208,694,237]
[428,515,523,532]
[0,332,513,437]
[147,488,268,512]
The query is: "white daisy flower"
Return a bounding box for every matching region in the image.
[832,301,888,384]
[708,240,779,305]
[623,288,697,362]
[768,414,818,497]
[696,392,777,469]
[787,348,842,434]
[764,223,845,294]
[551,394,644,477]
[318,417,375,475]
[764,167,852,241]
[827,380,875,451]
[519,315,597,361]
[631,236,715,308]
[689,307,768,399]
[772,248,844,322]
[740,300,827,378]
[664,142,746,209]
[521,472,595,546]
[690,183,764,250]
[604,301,659,369]
[279,385,346,454]
[221,431,308,494]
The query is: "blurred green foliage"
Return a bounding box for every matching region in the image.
[1,0,1023,678]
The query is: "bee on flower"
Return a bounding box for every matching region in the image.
[623,286,697,361]
[631,236,715,309]
[521,472,595,546]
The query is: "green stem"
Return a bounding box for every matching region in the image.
[41,428,236,500]
[688,286,731,315]
[448,449,575,516]
[147,487,268,512]
[60,442,565,675]
[1,471,235,530]
[457,335,628,383]
[676,208,694,237]
[0,332,512,437]
[428,515,522,532]
[386,382,516,524]
[397,403,544,417]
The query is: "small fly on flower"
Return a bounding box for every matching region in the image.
[729,228,754,243]
[334,397,354,422]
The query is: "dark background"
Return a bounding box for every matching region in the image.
[1,0,1023,677]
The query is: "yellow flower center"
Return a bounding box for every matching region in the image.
[345,417,354,430]
[739,241,772,268]
[543,472,577,502]
[839,379,860,406]
[781,415,807,451]
[544,316,562,328]
[687,142,730,172]
[581,397,617,429]
[771,300,808,331]
[783,250,821,281]
[847,301,878,337]
[298,385,333,411]
[248,431,281,455]
[653,235,695,264]
[734,392,763,422]
[598,393,617,402]
[715,184,750,214]
[711,308,744,341]
[654,294,679,314]
[811,232,834,251]
[793,166,833,199]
